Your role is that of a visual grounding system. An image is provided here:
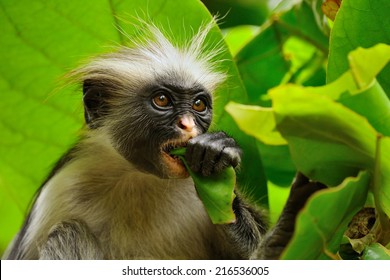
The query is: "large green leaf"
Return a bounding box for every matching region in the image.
[225,102,296,187]
[328,0,390,96]
[225,103,287,146]
[0,0,262,255]
[282,171,370,259]
[270,84,378,185]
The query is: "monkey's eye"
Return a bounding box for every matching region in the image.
[152,94,172,108]
[192,98,207,112]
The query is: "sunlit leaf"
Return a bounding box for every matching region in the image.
[348,44,390,90]
[225,102,296,186]
[223,25,259,56]
[225,102,286,146]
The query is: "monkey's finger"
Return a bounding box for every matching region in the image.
[201,141,225,176]
[186,138,207,173]
[214,147,241,174]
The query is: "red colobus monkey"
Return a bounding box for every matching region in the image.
[4,20,324,260]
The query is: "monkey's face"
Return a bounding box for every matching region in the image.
[99,81,213,179]
[80,22,226,179]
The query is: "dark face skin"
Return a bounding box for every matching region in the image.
[83,78,213,178]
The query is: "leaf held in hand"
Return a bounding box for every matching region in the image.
[170,147,236,224]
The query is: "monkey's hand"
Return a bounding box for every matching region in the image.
[185,132,241,177]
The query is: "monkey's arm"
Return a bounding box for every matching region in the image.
[39,219,103,260]
[256,173,327,259]
[217,195,268,259]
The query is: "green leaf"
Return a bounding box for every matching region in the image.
[348,44,390,90]
[328,0,390,97]
[362,243,390,260]
[270,85,378,186]
[282,171,370,260]
[225,102,287,146]
[235,24,290,104]
[225,102,296,187]
[223,26,260,56]
[170,148,236,224]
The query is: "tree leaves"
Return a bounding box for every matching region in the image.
[227,42,390,258]
[220,0,390,259]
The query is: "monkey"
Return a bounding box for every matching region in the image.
[3,20,325,260]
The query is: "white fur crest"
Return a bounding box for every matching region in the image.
[74,19,226,94]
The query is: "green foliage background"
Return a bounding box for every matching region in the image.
[1,0,389,259]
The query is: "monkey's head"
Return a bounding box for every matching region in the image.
[77,21,226,179]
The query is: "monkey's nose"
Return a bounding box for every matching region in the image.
[177,115,195,133]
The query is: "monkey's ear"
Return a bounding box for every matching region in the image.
[82,80,109,129]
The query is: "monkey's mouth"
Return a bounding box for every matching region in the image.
[161,140,189,178]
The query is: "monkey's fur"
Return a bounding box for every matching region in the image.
[4,21,325,260]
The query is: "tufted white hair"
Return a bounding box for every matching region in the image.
[72,19,226,96]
